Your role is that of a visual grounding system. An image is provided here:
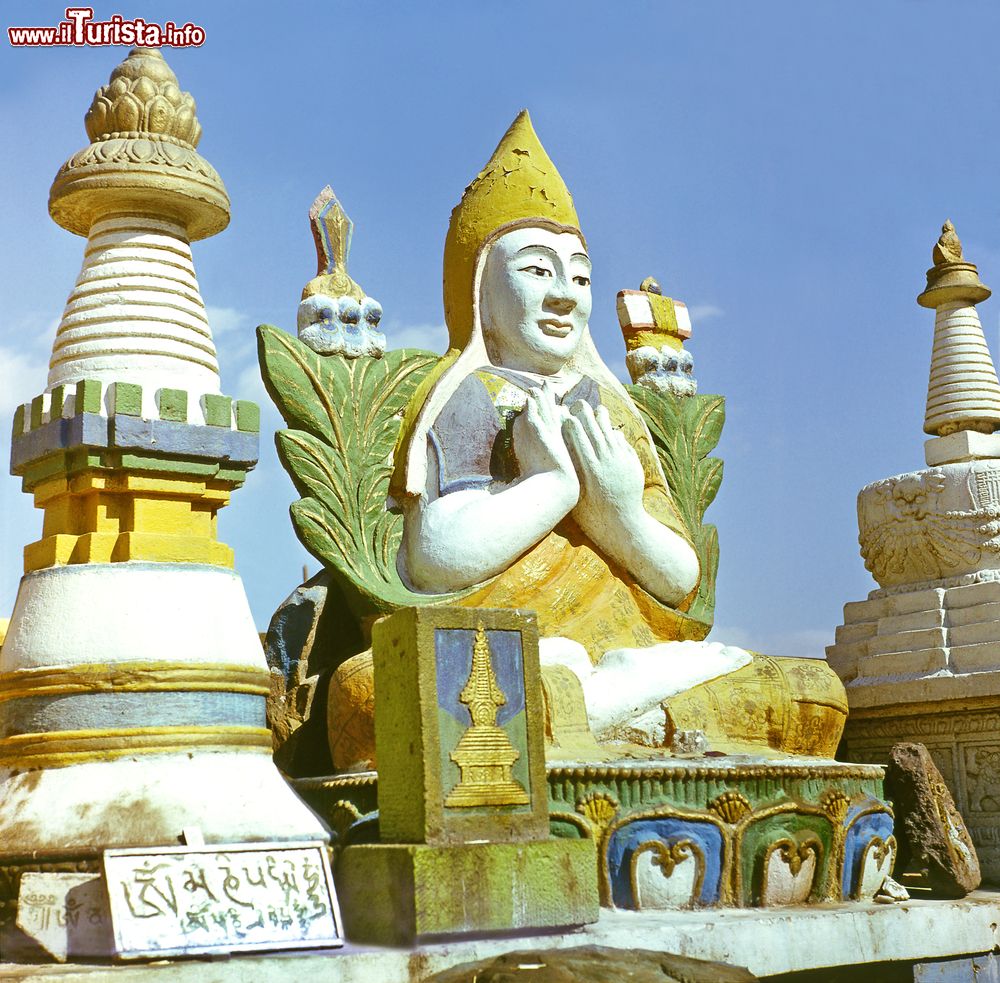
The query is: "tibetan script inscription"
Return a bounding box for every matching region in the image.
[102,841,342,958]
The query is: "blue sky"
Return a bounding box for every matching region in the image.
[3,1,1000,655]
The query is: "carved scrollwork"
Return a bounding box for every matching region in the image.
[858,469,1000,587]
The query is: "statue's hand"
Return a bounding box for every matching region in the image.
[563,401,645,537]
[512,383,579,496]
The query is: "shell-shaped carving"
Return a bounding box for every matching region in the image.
[576,792,619,831]
[708,790,752,824]
[821,789,850,824]
[84,48,201,147]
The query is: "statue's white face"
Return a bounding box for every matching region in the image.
[480,227,592,375]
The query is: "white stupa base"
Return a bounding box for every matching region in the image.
[3,563,267,672]
[0,750,327,860]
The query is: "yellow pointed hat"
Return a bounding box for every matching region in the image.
[442,110,582,349]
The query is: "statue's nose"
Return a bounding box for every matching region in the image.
[546,279,577,313]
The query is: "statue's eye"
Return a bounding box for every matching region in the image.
[519,265,552,278]
[573,275,590,287]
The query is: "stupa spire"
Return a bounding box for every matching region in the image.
[918,220,1000,442]
[47,47,230,406]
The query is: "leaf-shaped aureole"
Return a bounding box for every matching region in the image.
[627,385,725,629]
[690,394,726,461]
[258,325,447,617]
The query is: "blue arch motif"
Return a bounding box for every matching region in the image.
[842,805,894,899]
[606,817,724,908]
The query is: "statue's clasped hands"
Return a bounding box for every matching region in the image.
[513,384,645,540]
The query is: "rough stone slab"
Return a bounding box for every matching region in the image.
[858,646,948,678]
[885,743,981,898]
[5,895,1000,979]
[868,627,947,657]
[425,946,758,982]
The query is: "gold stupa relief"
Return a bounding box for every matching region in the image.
[444,625,529,808]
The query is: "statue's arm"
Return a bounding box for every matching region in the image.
[563,401,699,607]
[402,383,579,593]
[403,473,576,592]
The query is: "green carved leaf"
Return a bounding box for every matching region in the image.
[627,385,725,629]
[257,324,444,617]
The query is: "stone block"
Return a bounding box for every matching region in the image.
[235,399,260,433]
[826,640,866,681]
[835,621,878,644]
[843,597,890,624]
[885,742,981,898]
[949,621,1000,648]
[844,589,945,624]
[946,581,1000,610]
[868,627,946,657]
[372,606,549,846]
[30,393,45,429]
[877,609,945,635]
[925,429,1000,466]
[202,393,233,427]
[947,641,1000,674]
[947,600,1000,628]
[335,839,598,945]
[857,647,948,679]
[109,381,142,417]
[76,379,102,414]
[49,385,67,420]
[156,388,188,422]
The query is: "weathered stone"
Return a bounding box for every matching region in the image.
[885,742,981,897]
[264,570,365,776]
[424,945,758,983]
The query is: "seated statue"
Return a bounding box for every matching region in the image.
[263,112,847,771]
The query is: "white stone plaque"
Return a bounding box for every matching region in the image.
[102,841,342,959]
[15,872,113,962]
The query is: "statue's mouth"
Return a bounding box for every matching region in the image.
[539,319,573,338]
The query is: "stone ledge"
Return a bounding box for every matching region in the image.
[3,893,1000,980]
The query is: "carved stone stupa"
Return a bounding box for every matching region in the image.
[0,48,326,926]
[828,220,1000,879]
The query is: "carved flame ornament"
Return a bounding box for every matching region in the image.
[444,625,529,807]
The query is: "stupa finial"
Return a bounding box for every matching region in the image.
[84,47,201,148]
[918,217,990,308]
[933,219,964,266]
[49,46,226,242]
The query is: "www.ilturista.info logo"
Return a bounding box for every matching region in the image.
[8,7,205,47]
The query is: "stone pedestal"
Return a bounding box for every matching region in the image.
[336,839,597,944]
